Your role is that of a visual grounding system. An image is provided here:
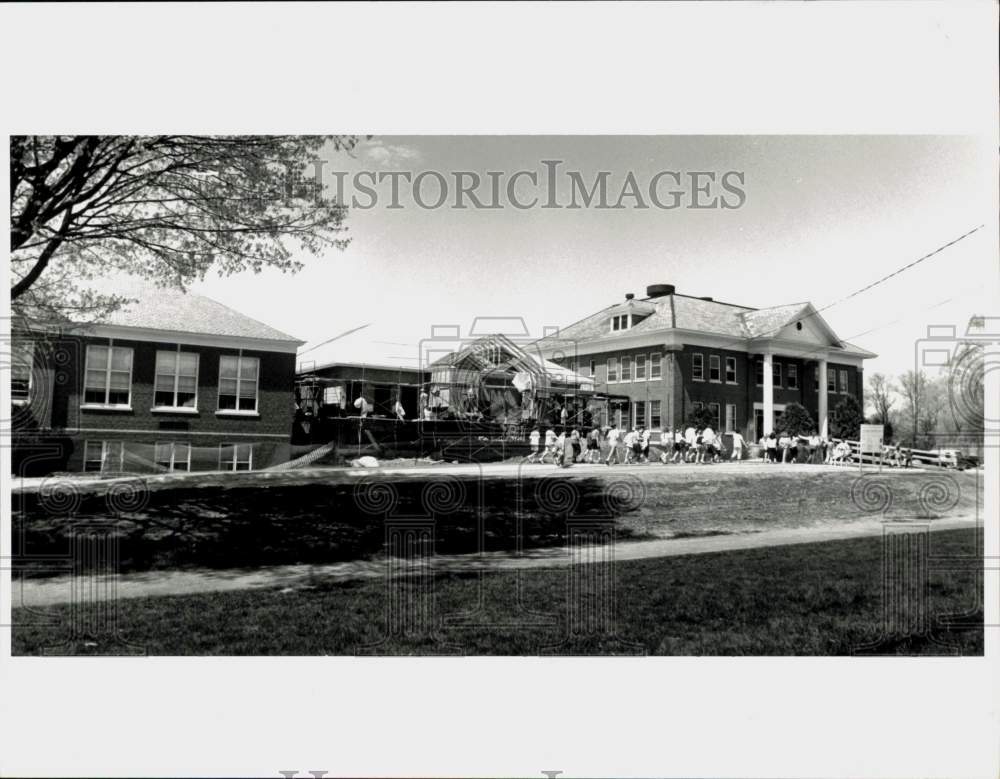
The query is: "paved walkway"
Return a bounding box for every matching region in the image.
[12,459,936,495]
[12,514,977,608]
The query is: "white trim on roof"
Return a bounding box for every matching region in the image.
[66,324,303,354]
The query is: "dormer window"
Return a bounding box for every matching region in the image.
[611,314,630,332]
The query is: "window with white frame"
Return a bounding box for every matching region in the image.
[155,442,191,472]
[755,360,764,386]
[611,314,630,332]
[588,360,595,376]
[725,356,736,384]
[634,400,647,428]
[827,369,837,392]
[83,345,133,406]
[787,363,798,390]
[839,369,849,394]
[83,440,124,473]
[708,402,721,430]
[772,362,782,388]
[11,340,34,403]
[650,352,662,380]
[621,355,632,381]
[692,353,704,381]
[635,354,646,380]
[607,357,618,382]
[219,442,253,471]
[725,403,736,433]
[709,354,721,382]
[650,400,661,429]
[218,354,259,411]
[154,349,199,409]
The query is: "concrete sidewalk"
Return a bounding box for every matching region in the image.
[11,514,978,609]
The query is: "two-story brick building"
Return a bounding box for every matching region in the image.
[10,282,302,474]
[536,283,876,441]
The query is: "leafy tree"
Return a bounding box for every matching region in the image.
[10,135,361,321]
[831,394,864,440]
[777,402,815,436]
[685,405,717,429]
[866,372,896,425]
[898,370,927,446]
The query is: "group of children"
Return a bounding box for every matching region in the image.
[663,425,735,464]
[525,425,654,467]
[524,424,919,469]
[525,424,735,467]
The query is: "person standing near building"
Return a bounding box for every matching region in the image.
[393,397,406,421]
[671,428,685,463]
[605,424,622,465]
[684,424,698,463]
[543,427,558,464]
[526,426,541,463]
[730,429,746,461]
[560,404,569,428]
[640,426,652,463]
[554,429,567,466]
[807,430,821,464]
[778,431,792,463]
[587,427,601,463]
[622,427,638,464]
[766,431,778,463]
[699,425,716,465]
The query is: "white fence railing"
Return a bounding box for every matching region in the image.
[830,438,960,468]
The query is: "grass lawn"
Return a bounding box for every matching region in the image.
[13,528,982,656]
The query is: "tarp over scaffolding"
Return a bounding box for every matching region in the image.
[428,333,597,423]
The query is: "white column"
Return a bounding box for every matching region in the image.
[818,358,829,437]
[763,352,774,436]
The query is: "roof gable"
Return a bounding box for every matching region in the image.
[92,278,301,343]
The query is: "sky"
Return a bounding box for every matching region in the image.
[192,135,997,380]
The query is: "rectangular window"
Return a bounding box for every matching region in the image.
[814,366,820,391]
[588,360,595,376]
[11,340,34,403]
[650,400,661,429]
[828,369,837,392]
[218,354,259,412]
[650,352,662,379]
[83,440,123,473]
[839,369,849,394]
[611,314,630,332]
[154,349,199,409]
[708,402,721,430]
[155,442,191,472]
[219,442,253,472]
[607,357,618,382]
[621,355,632,382]
[709,355,721,382]
[616,404,629,428]
[787,363,798,390]
[634,400,647,428]
[635,354,646,380]
[83,345,133,406]
[725,403,736,433]
[725,356,736,384]
[692,353,704,381]
[755,360,764,386]
[773,362,782,388]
